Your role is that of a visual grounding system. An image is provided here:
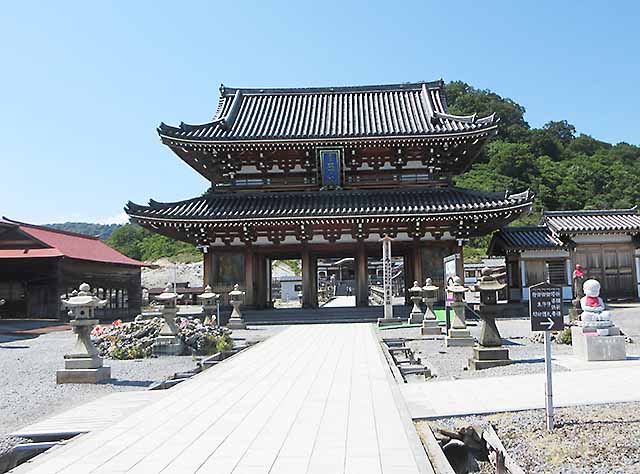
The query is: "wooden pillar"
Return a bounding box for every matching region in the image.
[456,239,465,279]
[254,254,269,309]
[412,240,423,285]
[355,241,368,307]
[203,250,217,288]
[302,246,313,308]
[404,252,413,305]
[302,247,318,308]
[244,245,255,307]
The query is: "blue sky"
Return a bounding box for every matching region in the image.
[1,1,639,224]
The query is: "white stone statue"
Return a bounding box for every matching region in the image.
[579,279,616,335]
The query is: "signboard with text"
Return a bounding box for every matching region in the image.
[319,149,342,187]
[529,282,563,331]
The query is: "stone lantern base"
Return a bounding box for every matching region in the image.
[421,320,442,336]
[57,365,111,384]
[377,317,403,327]
[153,335,185,356]
[445,328,474,347]
[468,345,512,370]
[227,319,247,330]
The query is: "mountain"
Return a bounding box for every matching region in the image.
[44,222,121,240]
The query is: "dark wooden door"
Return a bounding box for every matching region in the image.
[574,244,635,299]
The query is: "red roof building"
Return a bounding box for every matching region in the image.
[0,218,142,319]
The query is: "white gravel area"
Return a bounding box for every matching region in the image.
[423,401,640,473]
[380,319,575,380]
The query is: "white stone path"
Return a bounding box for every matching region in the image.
[14,324,432,474]
[402,365,640,419]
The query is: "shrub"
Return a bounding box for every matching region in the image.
[556,328,572,345]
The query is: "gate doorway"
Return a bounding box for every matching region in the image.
[317,257,356,307]
[367,256,405,306]
[270,259,302,309]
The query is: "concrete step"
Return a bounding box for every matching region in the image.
[242,306,411,325]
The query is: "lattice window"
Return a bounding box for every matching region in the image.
[546,260,567,285]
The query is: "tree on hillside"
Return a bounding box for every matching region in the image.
[447,80,640,258]
[106,224,200,262]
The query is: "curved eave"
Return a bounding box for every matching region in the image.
[126,199,532,225]
[157,124,498,148]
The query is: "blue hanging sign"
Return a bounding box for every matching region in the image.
[319,149,341,188]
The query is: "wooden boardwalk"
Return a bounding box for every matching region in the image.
[13,324,432,474]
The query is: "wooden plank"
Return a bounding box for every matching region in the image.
[483,424,526,474]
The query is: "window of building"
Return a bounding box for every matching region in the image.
[546,260,567,285]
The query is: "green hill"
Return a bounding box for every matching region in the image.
[45,222,121,240]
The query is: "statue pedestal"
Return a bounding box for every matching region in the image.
[57,319,110,384]
[445,328,474,347]
[571,326,626,361]
[468,345,512,370]
[421,320,441,336]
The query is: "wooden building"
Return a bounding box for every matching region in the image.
[0,218,142,319]
[489,208,640,301]
[126,81,534,310]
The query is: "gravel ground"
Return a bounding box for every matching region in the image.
[0,329,197,438]
[421,401,640,473]
[381,319,575,380]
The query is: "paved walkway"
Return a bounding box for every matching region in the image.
[15,324,431,474]
[402,364,640,419]
[12,391,167,439]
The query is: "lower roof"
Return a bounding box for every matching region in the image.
[126,187,533,224]
[543,207,640,234]
[488,226,567,254]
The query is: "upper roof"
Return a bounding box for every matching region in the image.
[158,81,498,144]
[543,207,640,234]
[126,187,533,223]
[0,218,143,266]
[488,226,566,254]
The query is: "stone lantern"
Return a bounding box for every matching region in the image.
[421,278,441,336]
[407,281,424,324]
[445,276,474,347]
[197,285,219,326]
[468,268,511,370]
[227,284,246,329]
[152,284,184,356]
[56,283,111,384]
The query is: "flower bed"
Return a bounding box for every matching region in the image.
[91,317,232,359]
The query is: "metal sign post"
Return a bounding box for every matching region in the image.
[529,282,563,432]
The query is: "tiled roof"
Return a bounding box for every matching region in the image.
[489,226,566,253]
[126,187,533,223]
[544,208,640,234]
[158,81,497,143]
[0,218,143,266]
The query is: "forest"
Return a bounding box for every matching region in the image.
[49,81,640,262]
